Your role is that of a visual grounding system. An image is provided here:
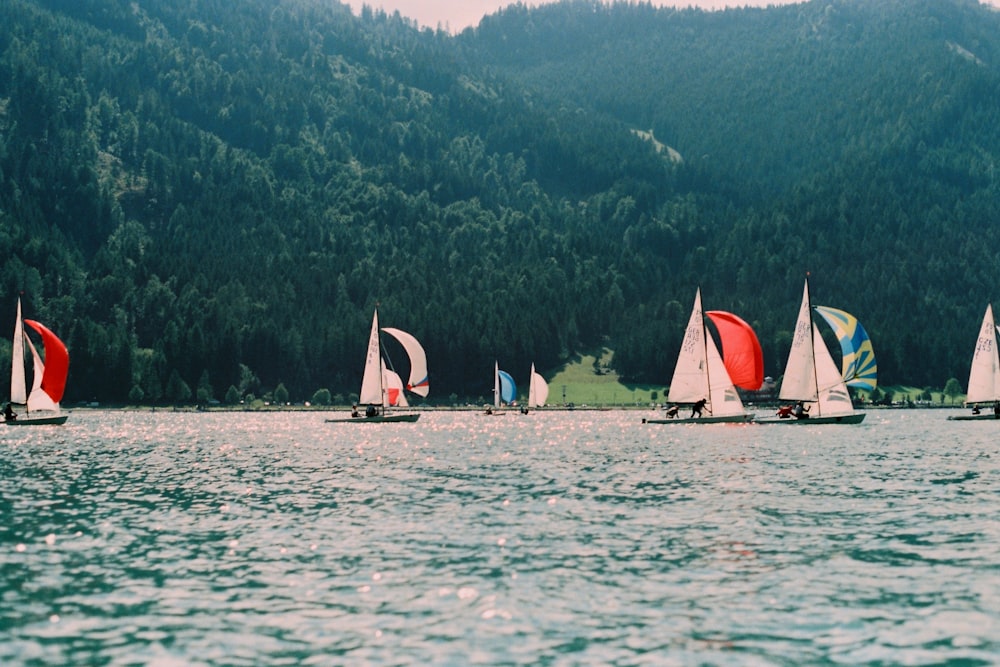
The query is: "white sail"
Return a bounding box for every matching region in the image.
[812,324,855,415]
[528,363,548,408]
[25,335,59,412]
[966,304,1000,404]
[779,280,818,403]
[358,310,383,405]
[779,279,855,417]
[667,288,745,416]
[668,288,710,404]
[10,298,26,405]
[706,330,746,416]
[494,361,501,408]
[383,364,409,407]
[381,327,429,397]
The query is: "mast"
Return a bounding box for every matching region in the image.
[805,277,821,415]
[377,309,385,414]
[698,287,713,411]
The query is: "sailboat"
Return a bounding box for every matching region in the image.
[644,288,761,424]
[4,298,69,426]
[948,304,1000,421]
[484,361,515,415]
[326,308,428,423]
[765,278,867,424]
[522,363,548,413]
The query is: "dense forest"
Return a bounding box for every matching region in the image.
[1,0,1000,405]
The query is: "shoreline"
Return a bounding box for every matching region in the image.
[63,403,969,413]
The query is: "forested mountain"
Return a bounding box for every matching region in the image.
[1,0,999,404]
[464,0,1000,387]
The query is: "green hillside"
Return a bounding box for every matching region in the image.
[544,348,667,407]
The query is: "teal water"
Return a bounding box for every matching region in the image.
[1,409,997,665]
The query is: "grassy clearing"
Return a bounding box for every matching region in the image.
[544,347,667,407]
[864,385,965,406]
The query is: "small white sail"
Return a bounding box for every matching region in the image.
[528,363,548,408]
[966,304,1000,404]
[10,298,26,405]
[667,288,711,405]
[779,280,818,403]
[812,324,855,415]
[358,310,383,405]
[383,364,409,407]
[494,360,501,408]
[706,329,745,417]
[25,335,60,412]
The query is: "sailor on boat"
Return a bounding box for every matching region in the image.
[3,403,16,422]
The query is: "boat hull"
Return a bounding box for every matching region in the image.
[947,413,1000,421]
[4,414,68,425]
[757,413,866,425]
[326,413,420,423]
[643,414,754,424]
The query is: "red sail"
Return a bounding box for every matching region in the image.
[24,319,69,403]
[386,388,401,406]
[705,310,764,390]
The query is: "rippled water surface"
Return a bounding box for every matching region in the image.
[1,409,998,665]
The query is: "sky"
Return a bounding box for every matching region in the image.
[346,1,805,32]
[346,0,1000,32]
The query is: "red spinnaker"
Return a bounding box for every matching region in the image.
[386,388,401,406]
[24,319,69,403]
[705,310,764,390]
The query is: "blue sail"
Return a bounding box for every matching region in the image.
[498,370,517,404]
[814,305,878,391]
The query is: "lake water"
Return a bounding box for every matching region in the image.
[1,409,997,665]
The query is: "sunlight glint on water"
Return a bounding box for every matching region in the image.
[1,409,997,664]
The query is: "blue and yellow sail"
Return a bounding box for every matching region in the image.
[813,305,877,391]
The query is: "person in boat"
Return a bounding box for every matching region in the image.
[3,403,16,422]
[691,398,708,418]
[972,405,981,415]
[776,405,794,419]
[365,405,378,418]
[485,405,493,415]
[351,404,360,418]
[665,404,679,419]
[793,401,810,419]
